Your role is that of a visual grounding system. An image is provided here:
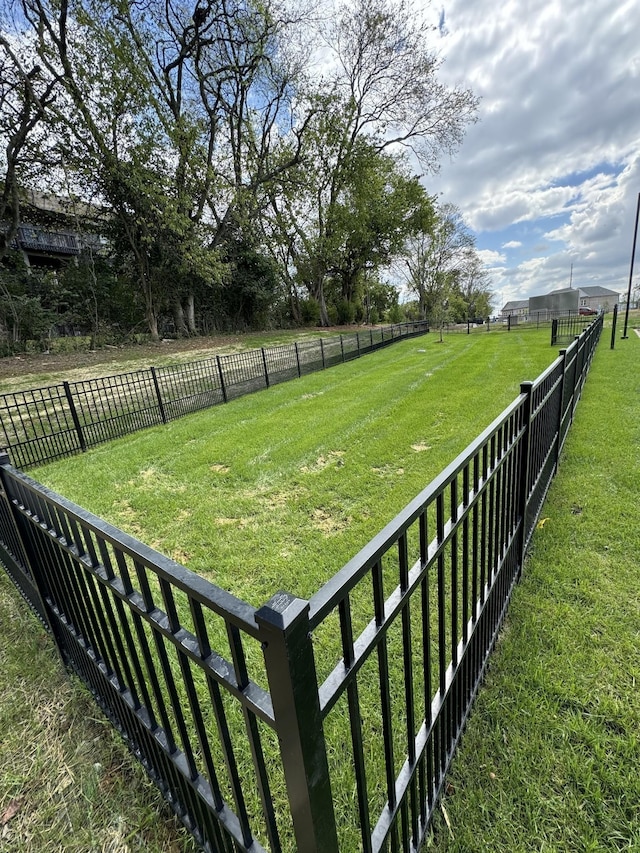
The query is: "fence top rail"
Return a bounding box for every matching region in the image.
[0,458,262,638]
[154,356,218,373]
[67,367,161,389]
[532,352,564,390]
[0,324,418,400]
[308,392,525,627]
[0,382,67,403]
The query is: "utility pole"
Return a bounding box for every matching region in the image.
[622,192,640,340]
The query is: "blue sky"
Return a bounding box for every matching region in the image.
[424,0,640,311]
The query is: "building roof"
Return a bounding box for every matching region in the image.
[502,300,528,312]
[578,285,620,298]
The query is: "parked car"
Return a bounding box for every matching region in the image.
[579,307,597,315]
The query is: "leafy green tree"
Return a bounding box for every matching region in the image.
[401,203,474,321]
[264,0,477,325]
[9,0,478,339]
[19,0,312,337]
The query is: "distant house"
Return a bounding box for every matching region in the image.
[4,189,108,269]
[501,286,621,321]
[577,286,620,313]
[500,299,528,319]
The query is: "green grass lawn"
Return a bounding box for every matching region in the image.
[426,323,640,851]
[1,321,637,851]
[35,329,554,606]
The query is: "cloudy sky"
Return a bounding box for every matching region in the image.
[424,0,640,311]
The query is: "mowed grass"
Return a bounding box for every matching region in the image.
[426,319,640,851]
[35,329,554,607]
[3,321,633,851]
[0,567,198,852]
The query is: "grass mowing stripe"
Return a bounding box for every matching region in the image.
[36,330,554,607]
[426,326,640,852]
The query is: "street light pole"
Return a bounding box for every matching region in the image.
[622,191,640,339]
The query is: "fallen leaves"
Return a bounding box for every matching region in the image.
[1,798,22,826]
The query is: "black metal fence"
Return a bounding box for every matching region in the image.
[0,315,603,853]
[443,309,596,336]
[0,322,428,469]
[551,313,598,346]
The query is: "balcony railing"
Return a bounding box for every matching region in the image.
[16,225,81,255]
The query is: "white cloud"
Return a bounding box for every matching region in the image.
[424,0,640,300]
[477,249,505,267]
[502,241,522,249]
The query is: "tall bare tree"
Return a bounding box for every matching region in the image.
[266,0,479,324]
[19,0,314,337]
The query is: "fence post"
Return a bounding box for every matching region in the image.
[294,342,302,377]
[340,335,345,362]
[610,303,618,349]
[261,348,270,387]
[319,339,326,369]
[63,381,86,452]
[517,381,534,574]
[150,367,167,424]
[216,356,228,403]
[551,318,558,346]
[256,592,338,853]
[554,350,567,472]
[356,332,361,357]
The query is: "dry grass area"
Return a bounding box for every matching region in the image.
[0,572,197,853]
[0,328,339,393]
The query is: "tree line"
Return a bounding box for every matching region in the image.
[1,0,492,348]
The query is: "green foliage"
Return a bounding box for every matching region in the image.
[298,297,321,326]
[336,298,356,325]
[401,201,493,327]
[386,303,403,324]
[220,239,280,330]
[7,0,479,339]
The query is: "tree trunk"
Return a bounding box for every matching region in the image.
[186,292,197,335]
[289,282,302,325]
[318,285,330,327]
[174,299,189,337]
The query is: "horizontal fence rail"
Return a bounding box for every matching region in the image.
[550,314,598,346]
[0,322,428,469]
[0,315,603,852]
[443,309,602,335]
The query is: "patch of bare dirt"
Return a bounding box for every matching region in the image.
[0,326,360,388]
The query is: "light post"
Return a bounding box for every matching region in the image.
[622,191,640,339]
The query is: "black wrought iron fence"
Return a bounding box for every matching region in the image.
[551,313,598,346]
[0,322,428,469]
[0,315,603,853]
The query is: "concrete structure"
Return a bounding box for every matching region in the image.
[4,189,107,269]
[501,286,620,321]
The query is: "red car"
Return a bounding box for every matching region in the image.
[579,307,597,315]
